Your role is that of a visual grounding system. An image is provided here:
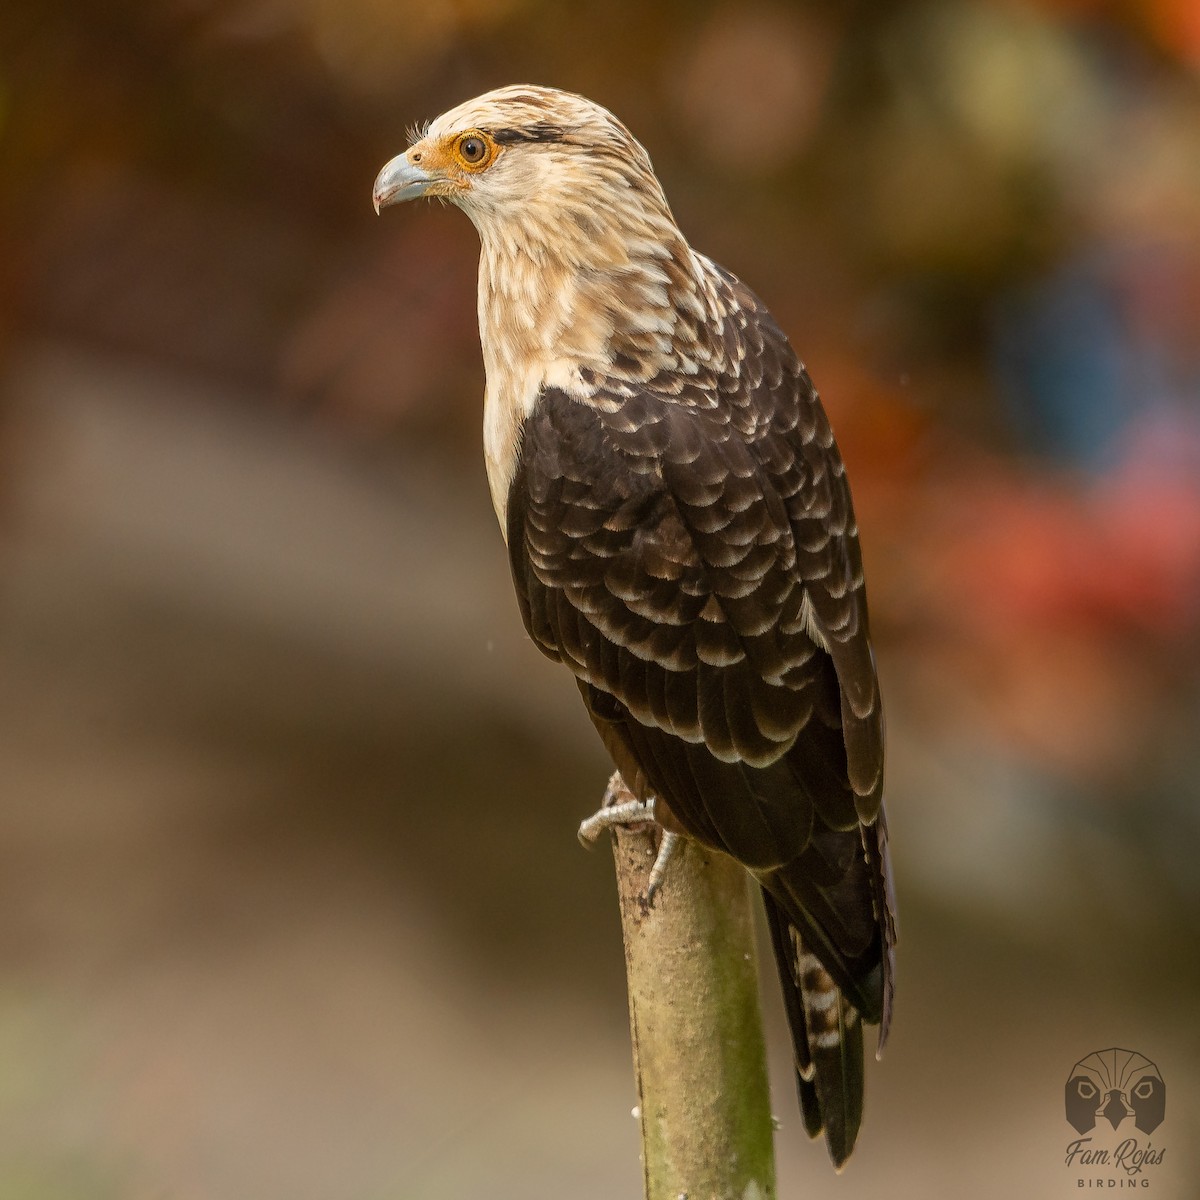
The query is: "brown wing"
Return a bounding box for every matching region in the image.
[506,370,888,956]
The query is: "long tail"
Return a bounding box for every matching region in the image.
[763,890,865,1170]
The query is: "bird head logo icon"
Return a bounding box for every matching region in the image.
[1065,1048,1165,1136]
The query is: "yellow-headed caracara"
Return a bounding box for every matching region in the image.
[373,85,896,1168]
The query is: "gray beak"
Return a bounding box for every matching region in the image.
[372,153,434,213]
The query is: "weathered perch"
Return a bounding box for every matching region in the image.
[610,791,778,1200]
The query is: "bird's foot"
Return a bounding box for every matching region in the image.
[578,772,682,905]
[577,772,657,846]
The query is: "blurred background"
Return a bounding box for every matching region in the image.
[2,0,1199,1196]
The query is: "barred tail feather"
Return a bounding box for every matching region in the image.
[763,890,865,1170]
[802,961,864,1170]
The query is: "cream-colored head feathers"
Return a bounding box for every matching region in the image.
[418,86,667,227]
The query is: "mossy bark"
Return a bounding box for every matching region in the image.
[612,820,777,1200]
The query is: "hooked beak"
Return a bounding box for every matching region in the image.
[372,153,434,214]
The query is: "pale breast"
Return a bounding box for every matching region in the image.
[482,357,596,534]
[482,376,528,533]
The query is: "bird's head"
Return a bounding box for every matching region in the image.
[372,85,681,259]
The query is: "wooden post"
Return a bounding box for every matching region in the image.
[611,810,778,1200]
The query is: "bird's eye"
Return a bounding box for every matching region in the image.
[457,134,490,167]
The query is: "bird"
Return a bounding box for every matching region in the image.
[372,85,896,1169]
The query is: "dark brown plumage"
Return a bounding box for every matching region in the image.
[374,84,896,1169]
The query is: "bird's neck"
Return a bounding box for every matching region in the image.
[475,207,706,384]
[473,207,717,530]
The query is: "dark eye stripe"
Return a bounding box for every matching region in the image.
[490,123,567,145]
